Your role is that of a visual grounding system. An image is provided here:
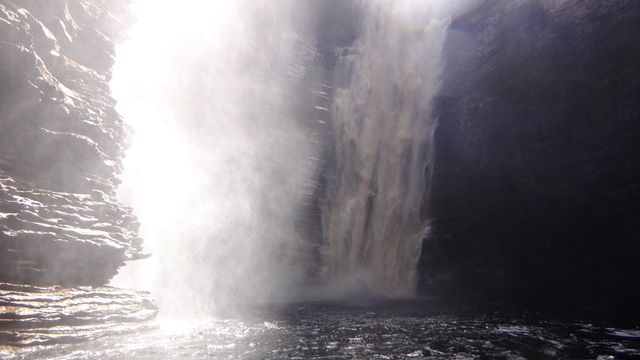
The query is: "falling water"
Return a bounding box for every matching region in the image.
[110,0,480,312]
[7,1,640,358]
[321,0,472,296]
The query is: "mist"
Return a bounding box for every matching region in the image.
[109,0,482,314]
[110,0,323,315]
[6,0,638,357]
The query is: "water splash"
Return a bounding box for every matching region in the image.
[110,0,323,315]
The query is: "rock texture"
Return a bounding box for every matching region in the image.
[0,0,142,284]
[0,0,155,346]
[420,0,640,311]
[0,174,142,285]
[0,283,156,347]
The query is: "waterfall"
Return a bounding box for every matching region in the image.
[111,0,480,311]
[321,0,469,296]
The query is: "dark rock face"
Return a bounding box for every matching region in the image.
[0,1,142,285]
[0,0,155,345]
[421,0,640,310]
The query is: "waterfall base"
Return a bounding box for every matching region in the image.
[5,302,639,359]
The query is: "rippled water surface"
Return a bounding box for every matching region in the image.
[7,301,640,359]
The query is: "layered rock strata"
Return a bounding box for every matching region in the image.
[0,282,157,347]
[0,0,156,345]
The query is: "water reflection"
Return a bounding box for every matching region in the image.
[7,302,640,359]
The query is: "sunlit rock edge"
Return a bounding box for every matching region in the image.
[0,0,156,347]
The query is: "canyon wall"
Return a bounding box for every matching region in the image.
[420,0,640,311]
[2,0,639,342]
[0,0,156,345]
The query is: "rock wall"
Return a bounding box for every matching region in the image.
[420,0,640,310]
[0,0,156,345]
[0,0,142,285]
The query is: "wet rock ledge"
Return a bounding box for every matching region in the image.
[0,283,157,347]
[0,0,156,345]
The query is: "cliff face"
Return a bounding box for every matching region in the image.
[0,0,143,285]
[421,0,640,310]
[0,0,156,345]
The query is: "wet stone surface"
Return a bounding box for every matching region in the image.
[0,282,157,348]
